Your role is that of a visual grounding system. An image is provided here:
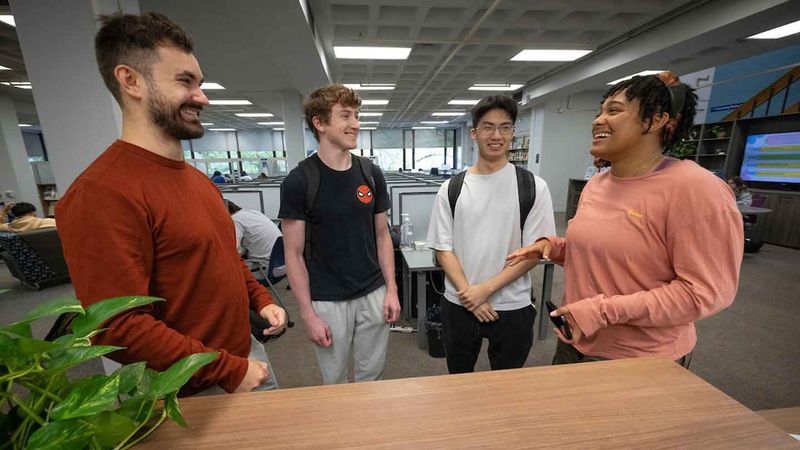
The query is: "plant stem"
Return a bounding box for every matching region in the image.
[113,397,155,450]
[19,381,62,403]
[119,409,168,450]
[9,395,45,426]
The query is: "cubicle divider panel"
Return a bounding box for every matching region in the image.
[398,192,437,242]
[221,190,265,214]
[254,186,282,220]
[389,184,441,225]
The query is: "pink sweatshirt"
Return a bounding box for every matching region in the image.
[548,160,743,360]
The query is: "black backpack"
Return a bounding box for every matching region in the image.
[298,154,377,261]
[447,165,536,235]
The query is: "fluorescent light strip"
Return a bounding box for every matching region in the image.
[200,122,214,126]
[748,19,800,39]
[0,16,14,27]
[448,100,479,105]
[468,84,523,91]
[359,112,383,117]
[257,122,284,126]
[334,46,411,60]
[361,99,389,105]
[208,100,252,105]
[0,65,10,70]
[432,112,465,117]
[421,121,448,124]
[200,82,225,90]
[209,128,235,131]
[361,127,377,130]
[18,124,31,127]
[413,126,435,130]
[607,70,666,85]
[359,121,379,125]
[274,128,285,131]
[343,83,395,90]
[235,113,274,117]
[510,49,592,61]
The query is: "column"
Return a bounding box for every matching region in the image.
[0,96,41,212]
[10,0,139,191]
[280,90,307,169]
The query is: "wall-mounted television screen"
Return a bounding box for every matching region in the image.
[739,131,800,184]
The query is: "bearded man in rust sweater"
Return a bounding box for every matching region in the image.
[56,13,286,396]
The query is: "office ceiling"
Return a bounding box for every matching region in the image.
[2,0,800,132]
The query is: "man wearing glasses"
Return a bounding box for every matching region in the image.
[427,95,555,373]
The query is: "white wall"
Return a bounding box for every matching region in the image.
[536,91,601,212]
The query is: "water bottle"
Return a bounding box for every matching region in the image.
[400,213,414,248]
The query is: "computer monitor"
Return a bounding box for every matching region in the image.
[739,131,800,186]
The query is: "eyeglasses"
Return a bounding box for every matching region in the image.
[475,124,514,136]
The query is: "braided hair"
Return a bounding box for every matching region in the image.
[602,71,698,149]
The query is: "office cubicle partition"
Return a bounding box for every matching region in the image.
[221,190,265,214]
[398,191,438,242]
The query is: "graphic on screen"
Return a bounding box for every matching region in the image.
[739,131,800,184]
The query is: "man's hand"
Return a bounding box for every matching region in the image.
[383,289,401,323]
[506,238,551,266]
[258,304,288,337]
[551,305,583,345]
[472,303,499,323]
[302,311,332,347]
[458,283,492,311]
[234,359,269,393]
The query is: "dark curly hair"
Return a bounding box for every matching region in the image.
[602,72,697,149]
[95,13,194,104]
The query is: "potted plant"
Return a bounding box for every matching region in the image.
[0,296,218,449]
[669,140,697,159]
[707,125,727,139]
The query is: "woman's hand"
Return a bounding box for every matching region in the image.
[506,238,552,266]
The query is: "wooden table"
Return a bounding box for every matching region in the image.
[140,358,797,449]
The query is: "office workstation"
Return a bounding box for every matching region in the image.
[2,1,800,448]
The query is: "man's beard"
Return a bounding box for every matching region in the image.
[146,84,205,140]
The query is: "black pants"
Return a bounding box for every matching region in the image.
[552,339,693,369]
[440,300,536,374]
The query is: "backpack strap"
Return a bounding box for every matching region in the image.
[514,165,536,233]
[448,166,536,236]
[447,170,467,219]
[298,156,320,263]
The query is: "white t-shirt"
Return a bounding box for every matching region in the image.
[427,163,556,311]
[232,209,285,277]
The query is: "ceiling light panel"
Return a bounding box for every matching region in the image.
[510,49,592,61]
[334,46,411,60]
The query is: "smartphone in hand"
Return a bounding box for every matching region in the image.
[545,300,572,340]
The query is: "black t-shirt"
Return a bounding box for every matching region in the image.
[279,153,390,301]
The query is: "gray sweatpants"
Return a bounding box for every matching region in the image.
[312,284,389,385]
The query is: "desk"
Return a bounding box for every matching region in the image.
[739,206,773,253]
[140,358,796,449]
[401,248,555,349]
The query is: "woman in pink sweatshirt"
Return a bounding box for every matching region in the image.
[507,72,743,366]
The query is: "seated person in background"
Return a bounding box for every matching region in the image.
[225,200,285,278]
[211,170,226,184]
[256,172,269,180]
[507,71,743,368]
[727,176,752,208]
[0,202,56,232]
[239,171,253,181]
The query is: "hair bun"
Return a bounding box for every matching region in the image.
[655,71,681,87]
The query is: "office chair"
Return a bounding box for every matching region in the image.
[247,236,295,341]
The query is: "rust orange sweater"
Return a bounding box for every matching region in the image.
[56,140,272,395]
